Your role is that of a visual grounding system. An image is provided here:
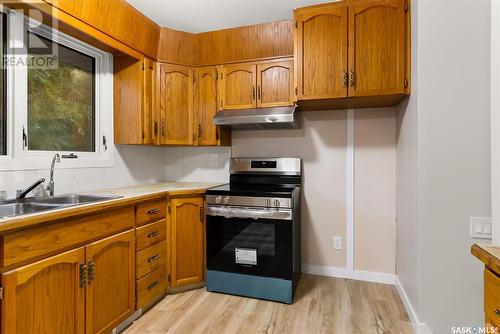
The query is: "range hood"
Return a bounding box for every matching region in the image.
[212,106,300,130]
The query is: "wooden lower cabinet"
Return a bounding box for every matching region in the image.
[1,247,86,334]
[85,230,135,334]
[1,229,136,334]
[168,196,205,287]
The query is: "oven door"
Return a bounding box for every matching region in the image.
[206,205,293,280]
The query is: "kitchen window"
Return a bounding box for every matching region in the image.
[0,10,113,169]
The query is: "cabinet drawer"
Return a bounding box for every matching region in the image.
[1,207,134,267]
[137,265,167,309]
[136,220,166,251]
[136,241,166,279]
[485,269,500,326]
[136,200,166,226]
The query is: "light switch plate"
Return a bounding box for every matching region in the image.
[333,236,342,250]
[470,217,492,239]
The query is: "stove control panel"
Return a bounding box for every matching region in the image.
[207,195,292,209]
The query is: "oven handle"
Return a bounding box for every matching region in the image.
[206,205,293,221]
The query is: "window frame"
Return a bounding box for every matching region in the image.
[0,10,114,170]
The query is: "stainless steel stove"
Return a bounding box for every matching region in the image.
[205,157,301,304]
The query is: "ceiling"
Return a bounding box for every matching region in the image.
[125,0,333,33]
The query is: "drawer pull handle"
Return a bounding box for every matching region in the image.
[147,231,160,238]
[147,280,160,290]
[495,309,500,316]
[147,208,161,215]
[147,254,160,263]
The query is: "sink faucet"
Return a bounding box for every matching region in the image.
[47,153,60,197]
[46,153,78,197]
[17,178,46,199]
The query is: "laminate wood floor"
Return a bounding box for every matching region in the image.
[124,274,414,334]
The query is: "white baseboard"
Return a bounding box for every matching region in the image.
[302,264,396,285]
[395,277,433,334]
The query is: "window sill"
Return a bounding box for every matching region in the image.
[0,155,114,171]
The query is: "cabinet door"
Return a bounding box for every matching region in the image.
[158,63,194,145]
[1,248,85,334]
[169,196,205,287]
[257,59,294,108]
[114,56,146,145]
[143,57,156,145]
[348,0,406,96]
[85,230,135,334]
[295,2,348,100]
[221,63,257,110]
[194,66,218,146]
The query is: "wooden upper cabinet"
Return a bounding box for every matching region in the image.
[158,63,194,145]
[194,66,219,146]
[169,196,205,287]
[257,59,294,108]
[114,56,156,145]
[348,0,407,96]
[295,2,348,100]
[85,230,135,334]
[221,63,257,110]
[1,247,85,334]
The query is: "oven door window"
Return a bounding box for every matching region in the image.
[206,216,292,280]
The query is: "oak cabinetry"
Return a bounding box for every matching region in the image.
[221,63,257,110]
[295,3,348,100]
[1,206,134,268]
[134,199,168,309]
[136,241,166,279]
[136,199,166,226]
[114,56,156,145]
[46,0,160,59]
[348,0,407,97]
[257,59,295,108]
[157,63,194,145]
[168,196,205,287]
[1,247,86,334]
[136,265,168,309]
[85,230,135,334]
[220,58,294,110]
[193,66,231,146]
[485,269,500,330]
[294,0,410,109]
[136,220,166,251]
[1,229,135,334]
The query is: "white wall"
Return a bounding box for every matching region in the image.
[232,109,397,274]
[397,0,492,333]
[163,146,231,182]
[0,145,167,198]
[0,145,232,198]
[418,0,491,332]
[396,0,420,324]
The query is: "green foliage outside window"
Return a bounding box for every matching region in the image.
[27,34,95,152]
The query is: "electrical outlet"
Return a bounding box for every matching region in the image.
[470,217,492,239]
[210,154,219,167]
[333,236,342,250]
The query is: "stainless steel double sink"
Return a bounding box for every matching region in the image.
[0,194,123,219]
